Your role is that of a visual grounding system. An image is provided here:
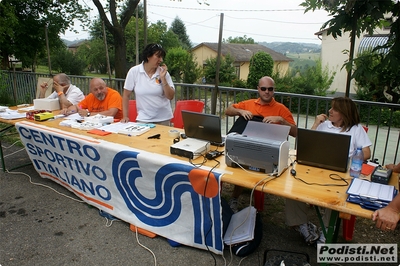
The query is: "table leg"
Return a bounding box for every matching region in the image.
[0,125,14,172]
[314,206,341,243]
[0,124,32,172]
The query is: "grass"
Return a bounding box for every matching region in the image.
[0,123,23,146]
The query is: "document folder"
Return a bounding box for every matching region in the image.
[346,178,398,210]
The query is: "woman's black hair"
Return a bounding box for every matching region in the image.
[142,43,166,63]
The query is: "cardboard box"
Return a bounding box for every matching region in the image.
[33,98,60,111]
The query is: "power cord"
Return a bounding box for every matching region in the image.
[5,169,85,203]
[132,226,157,266]
[290,161,349,187]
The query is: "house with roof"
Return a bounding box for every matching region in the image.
[316,23,390,95]
[191,43,292,81]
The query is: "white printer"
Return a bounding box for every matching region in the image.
[224,121,290,176]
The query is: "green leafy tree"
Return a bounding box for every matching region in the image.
[76,39,115,75]
[223,35,255,44]
[247,51,274,89]
[203,55,236,85]
[293,59,335,96]
[52,48,87,76]
[272,60,335,96]
[353,50,400,103]
[0,0,89,70]
[301,0,397,97]
[170,17,192,49]
[164,47,201,83]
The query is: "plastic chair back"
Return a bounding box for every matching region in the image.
[129,100,137,122]
[171,100,205,129]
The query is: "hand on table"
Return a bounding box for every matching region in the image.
[120,117,130,123]
[372,206,399,231]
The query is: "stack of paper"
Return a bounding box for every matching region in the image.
[223,206,257,245]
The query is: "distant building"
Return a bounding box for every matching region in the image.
[191,43,292,81]
[316,19,391,95]
[67,40,89,54]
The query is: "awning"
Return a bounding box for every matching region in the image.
[358,35,389,54]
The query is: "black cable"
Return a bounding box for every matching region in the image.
[201,160,220,266]
[290,164,349,187]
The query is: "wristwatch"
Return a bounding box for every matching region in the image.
[86,109,91,117]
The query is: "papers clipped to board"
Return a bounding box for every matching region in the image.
[346,178,398,210]
[223,206,257,245]
[118,123,151,136]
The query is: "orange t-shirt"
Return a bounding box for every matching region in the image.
[78,88,123,119]
[232,98,296,125]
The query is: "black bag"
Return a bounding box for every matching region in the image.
[228,115,264,135]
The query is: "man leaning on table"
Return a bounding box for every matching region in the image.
[61,78,123,119]
[39,73,85,109]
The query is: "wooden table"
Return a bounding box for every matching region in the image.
[2,110,398,244]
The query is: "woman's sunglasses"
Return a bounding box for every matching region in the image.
[259,86,274,92]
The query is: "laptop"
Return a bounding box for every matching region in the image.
[181,110,225,146]
[296,128,351,172]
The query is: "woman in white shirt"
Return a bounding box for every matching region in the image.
[285,97,372,245]
[121,43,175,125]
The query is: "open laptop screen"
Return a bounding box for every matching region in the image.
[181,110,223,144]
[296,128,351,172]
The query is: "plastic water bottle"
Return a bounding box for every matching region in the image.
[350,147,364,178]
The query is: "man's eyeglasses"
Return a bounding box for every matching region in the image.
[259,86,274,92]
[151,43,162,49]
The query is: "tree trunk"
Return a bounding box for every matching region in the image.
[113,29,127,79]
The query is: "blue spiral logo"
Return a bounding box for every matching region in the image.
[112,150,223,251]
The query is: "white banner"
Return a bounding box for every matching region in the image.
[16,121,224,254]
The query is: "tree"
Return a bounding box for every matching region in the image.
[164,47,201,83]
[223,35,255,44]
[246,51,273,89]
[0,0,89,70]
[76,39,115,75]
[52,48,87,76]
[353,50,400,103]
[300,0,397,97]
[92,0,139,78]
[170,17,192,49]
[203,55,236,86]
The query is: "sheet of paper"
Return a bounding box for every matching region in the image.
[98,122,131,133]
[0,110,26,119]
[63,113,84,120]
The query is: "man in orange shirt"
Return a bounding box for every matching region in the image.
[63,78,123,119]
[225,76,297,212]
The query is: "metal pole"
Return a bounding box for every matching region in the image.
[212,13,224,115]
